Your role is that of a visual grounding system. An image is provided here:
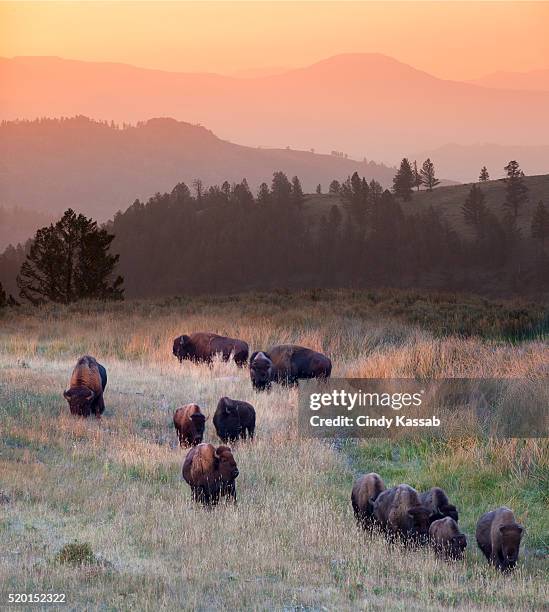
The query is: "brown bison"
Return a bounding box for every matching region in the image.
[373,484,431,545]
[173,332,248,366]
[249,345,332,390]
[213,397,256,443]
[476,507,524,571]
[429,517,468,560]
[173,404,208,447]
[420,487,459,524]
[182,443,239,505]
[351,472,386,529]
[63,355,107,418]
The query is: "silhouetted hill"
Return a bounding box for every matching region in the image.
[0,116,396,220]
[468,69,549,92]
[2,54,549,162]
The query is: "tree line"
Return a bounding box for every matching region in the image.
[0,161,548,307]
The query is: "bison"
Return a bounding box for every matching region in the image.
[476,506,524,571]
[249,345,332,390]
[173,403,208,447]
[373,484,431,546]
[351,472,386,530]
[213,397,256,443]
[429,517,467,560]
[182,443,239,505]
[420,487,459,524]
[172,332,248,366]
[63,355,107,418]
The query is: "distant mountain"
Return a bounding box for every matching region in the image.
[2,54,549,161]
[468,69,549,92]
[0,207,52,251]
[410,143,549,184]
[0,116,396,220]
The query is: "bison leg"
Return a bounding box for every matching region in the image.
[94,395,105,418]
[247,425,255,440]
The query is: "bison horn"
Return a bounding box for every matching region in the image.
[86,390,95,401]
[63,389,70,399]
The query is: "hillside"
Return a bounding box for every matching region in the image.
[0,117,396,220]
[2,54,549,164]
[469,68,549,92]
[305,174,549,238]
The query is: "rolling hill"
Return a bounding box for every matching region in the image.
[0,116,397,221]
[469,68,549,92]
[2,54,549,163]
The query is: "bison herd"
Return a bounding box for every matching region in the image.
[352,473,524,570]
[62,334,525,571]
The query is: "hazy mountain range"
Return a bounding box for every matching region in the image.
[468,69,549,92]
[0,116,398,222]
[2,53,549,165]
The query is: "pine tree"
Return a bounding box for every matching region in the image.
[462,184,487,239]
[503,160,528,218]
[479,166,490,182]
[316,184,322,194]
[271,171,292,206]
[257,182,271,205]
[531,200,549,249]
[420,158,440,191]
[329,180,341,195]
[393,158,415,201]
[291,176,305,206]
[413,160,422,191]
[0,281,6,309]
[17,209,124,305]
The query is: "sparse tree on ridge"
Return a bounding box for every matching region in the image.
[420,158,440,192]
[316,184,322,194]
[462,184,487,239]
[393,158,415,201]
[503,160,528,219]
[413,160,422,192]
[531,200,549,250]
[17,209,124,305]
[329,180,341,195]
[479,166,490,182]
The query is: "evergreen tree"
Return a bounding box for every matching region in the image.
[420,158,440,191]
[479,166,490,182]
[503,160,528,218]
[412,160,422,191]
[531,200,549,250]
[462,184,487,239]
[393,158,415,201]
[271,171,293,206]
[0,281,6,309]
[257,182,271,205]
[17,209,124,305]
[316,184,322,194]
[329,180,341,195]
[291,176,305,206]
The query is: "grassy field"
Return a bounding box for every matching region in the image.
[1,291,548,610]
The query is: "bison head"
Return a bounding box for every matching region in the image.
[173,335,192,362]
[215,445,239,481]
[249,351,273,390]
[407,506,431,544]
[64,387,95,416]
[448,533,467,560]
[189,413,207,445]
[499,523,523,569]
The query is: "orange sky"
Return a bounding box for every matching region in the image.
[1,1,548,80]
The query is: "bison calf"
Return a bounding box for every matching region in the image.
[63,355,107,418]
[420,487,459,524]
[476,507,524,571]
[351,473,386,530]
[182,443,239,506]
[429,517,467,560]
[213,397,256,443]
[249,345,331,390]
[173,332,248,366]
[373,484,431,546]
[173,404,207,447]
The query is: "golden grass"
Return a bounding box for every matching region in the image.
[0,297,548,610]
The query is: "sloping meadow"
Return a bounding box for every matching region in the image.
[0,293,547,609]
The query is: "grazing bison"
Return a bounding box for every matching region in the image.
[173,404,208,447]
[429,517,467,560]
[249,345,332,390]
[373,484,431,545]
[213,397,256,443]
[476,507,524,571]
[63,355,107,418]
[172,332,248,366]
[420,487,459,524]
[182,443,239,505]
[351,473,386,529]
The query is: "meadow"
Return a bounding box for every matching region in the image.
[0,290,548,610]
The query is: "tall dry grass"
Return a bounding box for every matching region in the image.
[0,295,547,610]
